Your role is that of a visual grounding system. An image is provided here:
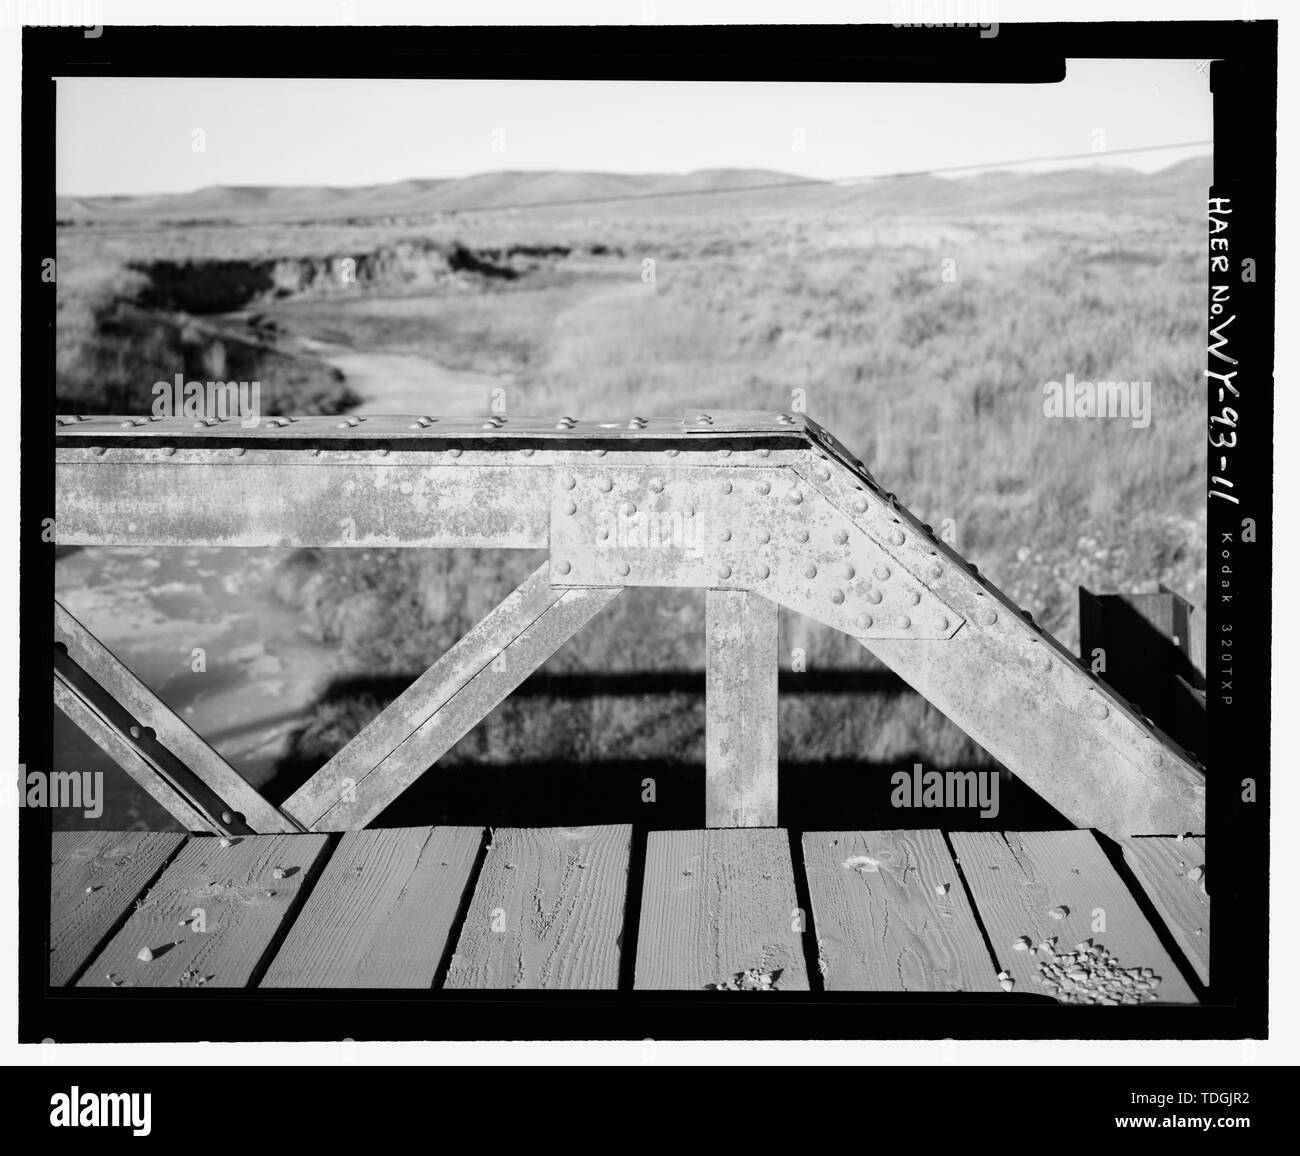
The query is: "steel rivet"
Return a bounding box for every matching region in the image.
[933,616,948,631]
[1090,701,1110,720]
[555,560,571,575]
[831,589,845,604]
[719,448,732,457]
[981,608,998,626]
[860,614,873,629]
[91,446,106,455]
[375,447,390,457]
[592,448,607,457]
[230,447,245,457]
[719,529,731,542]
[160,446,176,456]
[721,481,733,494]
[597,526,610,540]
[757,564,770,579]
[648,478,664,493]
[521,447,535,456]
[665,448,680,457]
[929,565,943,580]
[1037,652,1052,672]
[561,474,576,489]
[599,477,613,492]
[616,562,631,576]
[866,589,882,605]
[758,448,771,458]
[897,615,912,629]
[888,530,905,546]
[804,564,818,578]
[448,447,462,458]
[789,490,803,505]
[622,501,637,516]
[834,530,849,545]
[757,481,771,495]
[853,497,868,513]
[841,563,855,579]
[717,564,732,579]
[1149,750,1164,768]
[874,565,891,581]
[907,591,921,605]
[794,529,809,543]
[563,499,577,515]
[815,466,831,481]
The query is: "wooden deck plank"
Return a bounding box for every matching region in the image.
[1120,836,1210,986]
[801,830,1000,992]
[260,826,483,988]
[444,826,631,990]
[950,831,1197,1004]
[50,831,187,986]
[634,828,810,991]
[76,833,331,988]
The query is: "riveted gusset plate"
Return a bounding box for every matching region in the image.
[790,444,1206,837]
[548,464,962,641]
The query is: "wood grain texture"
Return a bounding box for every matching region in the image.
[635,828,809,990]
[950,830,1196,1004]
[705,590,778,828]
[1121,835,1209,985]
[260,826,483,988]
[802,830,999,992]
[77,833,331,988]
[50,831,186,986]
[445,826,631,990]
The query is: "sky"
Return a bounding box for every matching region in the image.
[55,60,1212,197]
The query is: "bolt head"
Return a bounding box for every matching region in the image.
[648,478,664,493]
[897,615,912,630]
[719,529,732,542]
[756,564,770,579]
[555,560,571,575]
[830,589,845,604]
[888,530,906,546]
[804,564,818,579]
[717,564,732,579]
[789,490,803,505]
[598,477,613,492]
[834,531,849,546]
[981,608,998,626]
[865,589,883,605]
[907,591,921,606]
[756,481,771,495]
[874,565,891,581]
[841,563,855,579]
[757,530,771,544]
[794,530,809,544]
[1089,701,1110,720]
[852,497,868,513]
[562,499,577,516]
[616,562,631,577]
[933,616,949,631]
[860,614,873,629]
[560,473,576,489]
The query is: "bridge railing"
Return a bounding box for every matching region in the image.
[52,410,1206,838]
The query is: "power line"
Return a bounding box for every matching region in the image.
[434,139,1213,218]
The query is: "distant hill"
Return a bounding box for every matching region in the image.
[56,157,1213,224]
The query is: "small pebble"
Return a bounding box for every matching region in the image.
[935,883,950,896]
[1012,936,1031,951]
[136,947,153,962]
[1048,906,1068,920]
[1187,865,1204,883]
[999,977,1015,992]
[218,838,231,849]
[84,885,95,893]
[271,867,286,879]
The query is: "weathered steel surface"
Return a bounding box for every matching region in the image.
[705,590,779,828]
[55,410,806,442]
[548,463,962,640]
[55,602,297,833]
[53,409,1205,837]
[283,564,621,831]
[56,458,550,548]
[54,668,218,834]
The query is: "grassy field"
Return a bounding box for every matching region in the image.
[55,169,1208,818]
